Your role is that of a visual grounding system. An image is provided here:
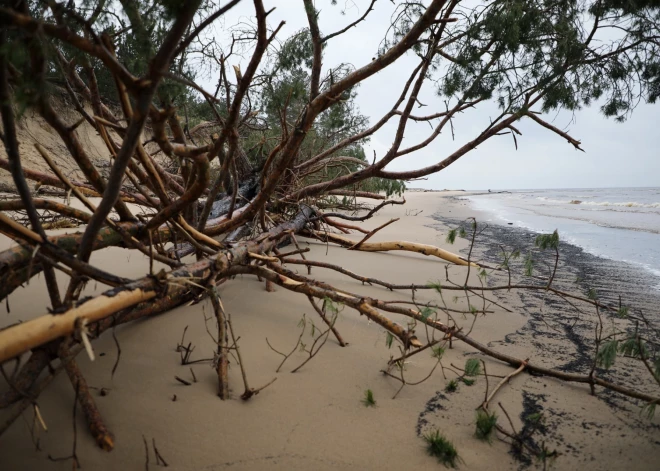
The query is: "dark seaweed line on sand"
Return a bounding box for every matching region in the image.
[430,211,660,421]
[414,212,660,468]
[431,211,660,369]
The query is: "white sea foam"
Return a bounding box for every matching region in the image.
[465,188,660,291]
[535,197,660,209]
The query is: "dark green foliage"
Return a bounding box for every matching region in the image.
[429,281,442,294]
[464,358,482,377]
[526,412,543,424]
[641,402,656,419]
[423,430,460,468]
[436,0,660,121]
[359,177,407,197]
[524,253,534,276]
[535,230,560,250]
[587,288,598,300]
[323,297,341,315]
[597,340,618,369]
[537,443,559,468]
[618,337,649,358]
[500,248,521,270]
[460,377,476,386]
[445,379,459,392]
[475,410,498,442]
[446,226,467,244]
[420,307,435,321]
[432,346,445,360]
[595,0,660,15]
[385,332,394,349]
[259,29,406,195]
[6,0,202,116]
[362,389,376,407]
[617,306,629,318]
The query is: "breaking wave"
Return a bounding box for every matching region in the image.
[536,197,660,209]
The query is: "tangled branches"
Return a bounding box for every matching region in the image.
[0,0,658,467]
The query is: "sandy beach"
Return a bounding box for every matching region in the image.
[1,191,659,470]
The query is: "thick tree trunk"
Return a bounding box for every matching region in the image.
[0,223,152,301]
[0,207,316,364]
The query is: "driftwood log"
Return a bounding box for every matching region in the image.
[0,0,658,464]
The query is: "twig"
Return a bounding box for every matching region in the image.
[143,435,150,471]
[349,218,399,249]
[152,438,169,467]
[174,376,191,386]
[226,311,253,400]
[291,322,334,373]
[265,314,306,373]
[307,296,347,346]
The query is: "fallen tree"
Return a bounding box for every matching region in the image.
[0,0,658,466]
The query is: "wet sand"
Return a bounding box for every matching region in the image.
[0,191,658,470]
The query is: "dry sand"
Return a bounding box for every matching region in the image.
[1,191,659,470]
[0,104,110,191]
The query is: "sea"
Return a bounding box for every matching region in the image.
[463,187,660,289]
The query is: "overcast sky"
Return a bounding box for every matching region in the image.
[202,1,659,191]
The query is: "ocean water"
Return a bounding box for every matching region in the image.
[463,187,660,287]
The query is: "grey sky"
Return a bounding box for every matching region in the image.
[202,1,659,190]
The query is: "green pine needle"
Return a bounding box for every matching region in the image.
[429,281,442,293]
[362,389,376,407]
[535,230,560,250]
[385,332,394,349]
[460,377,475,386]
[597,340,618,369]
[432,346,445,360]
[464,358,482,377]
[526,412,543,424]
[524,252,534,276]
[420,307,435,321]
[475,410,498,442]
[641,402,656,420]
[423,430,459,468]
[617,306,629,318]
[619,338,649,359]
[323,297,340,314]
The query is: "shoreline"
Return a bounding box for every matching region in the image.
[433,195,660,311]
[450,189,660,289]
[433,196,660,434]
[0,191,658,470]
